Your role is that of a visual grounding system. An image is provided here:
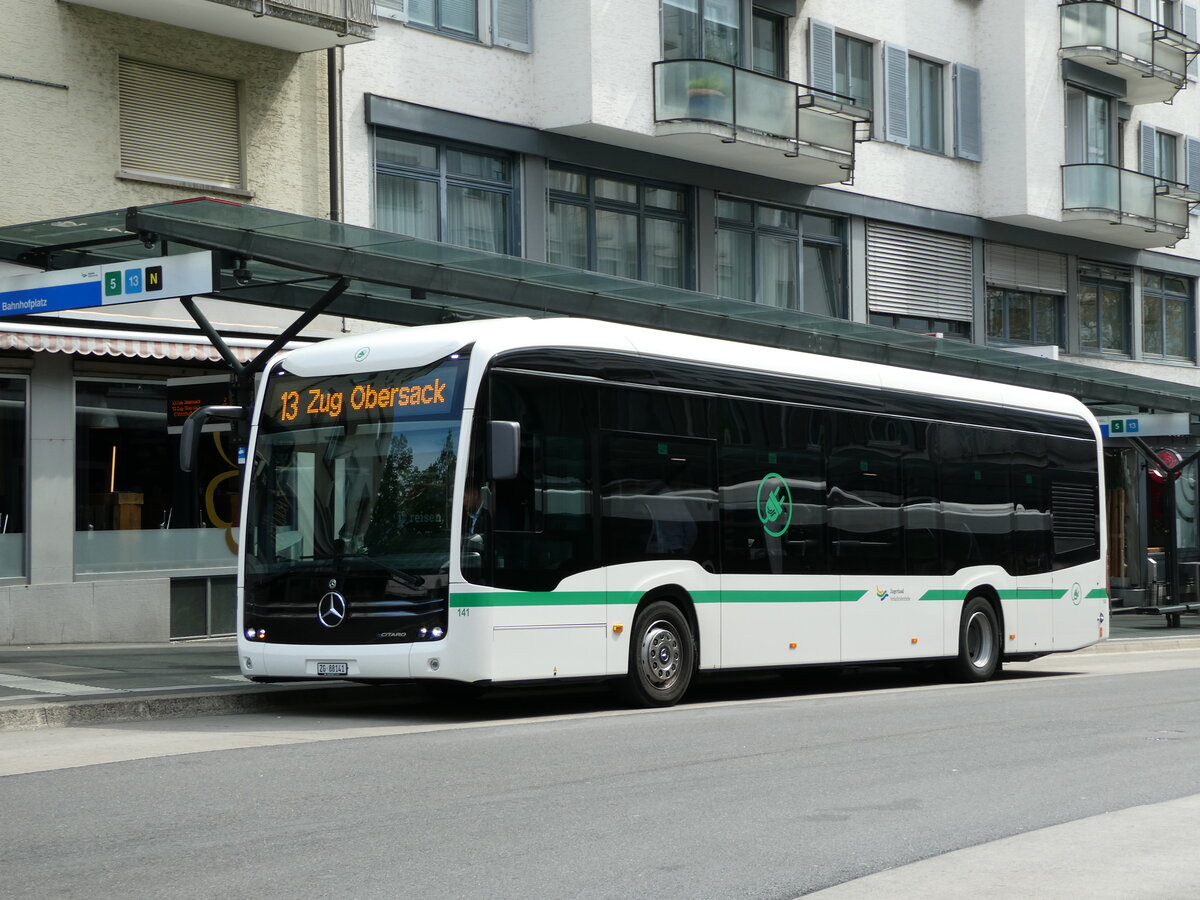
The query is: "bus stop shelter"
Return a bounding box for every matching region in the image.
[3,198,1200,622]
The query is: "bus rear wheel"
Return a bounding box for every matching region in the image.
[623,600,695,708]
[952,595,1001,682]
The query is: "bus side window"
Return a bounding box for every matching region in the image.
[488,372,596,591]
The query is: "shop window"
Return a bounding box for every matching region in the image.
[0,376,27,580]
[547,165,691,288]
[986,288,1065,347]
[1143,271,1194,360]
[717,199,846,316]
[869,312,972,341]
[375,131,518,255]
[75,380,239,575]
[1078,272,1131,355]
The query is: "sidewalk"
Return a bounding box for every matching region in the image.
[1,611,1198,731]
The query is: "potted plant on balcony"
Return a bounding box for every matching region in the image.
[687,75,728,119]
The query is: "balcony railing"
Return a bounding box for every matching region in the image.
[64,0,375,51]
[653,59,870,180]
[1060,1,1198,104]
[1062,163,1195,240]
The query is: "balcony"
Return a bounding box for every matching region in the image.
[1061,163,1197,247]
[64,0,374,52]
[652,59,870,186]
[1060,1,1198,104]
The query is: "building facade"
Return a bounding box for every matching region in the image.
[342,0,1200,611]
[2,0,1200,643]
[0,0,372,642]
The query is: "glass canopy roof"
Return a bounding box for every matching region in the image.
[2,197,1198,415]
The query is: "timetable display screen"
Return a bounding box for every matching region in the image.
[260,357,467,432]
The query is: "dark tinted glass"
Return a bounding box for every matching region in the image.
[719,400,827,574]
[829,414,903,573]
[601,431,717,569]
[487,373,596,590]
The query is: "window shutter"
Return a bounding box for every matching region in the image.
[493,0,532,51]
[809,20,836,95]
[118,58,242,188]
[882,43,909,145]
[1185,135,1200,192]
[984,243,1068,295]
[1186,3,1199,80]
[377,0,408,21]
[1140,122,1158,176]
[867,223,973,321]
[953,63,982,162]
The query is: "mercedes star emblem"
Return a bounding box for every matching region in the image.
[317,591,347,628]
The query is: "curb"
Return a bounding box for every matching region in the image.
[2,637,1197,732]
[0,683,405,732]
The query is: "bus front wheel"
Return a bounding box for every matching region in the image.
[623,600,695,707]
[952,595,1001,683]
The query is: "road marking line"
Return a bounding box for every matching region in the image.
[0,673,121,696]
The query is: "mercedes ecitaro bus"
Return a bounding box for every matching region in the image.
[229,317,1107,707]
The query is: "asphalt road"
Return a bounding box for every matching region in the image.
[1,649,1198,899]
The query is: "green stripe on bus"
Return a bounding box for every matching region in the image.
[720,590,864,604]
[997,589,1065,600]
[450,591,607,608]
[451,589,864,608]
[917,591,967,602]
[1086,589,1108,600]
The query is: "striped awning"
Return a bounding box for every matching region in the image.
[0,323,276,364]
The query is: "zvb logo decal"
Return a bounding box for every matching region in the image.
[1071,583,1082,606]
[318,591,347,628]
[354,347,370,363]
[756,472,793,538]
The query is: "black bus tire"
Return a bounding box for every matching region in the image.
[622,600,695,707]
[952,595,1001,682]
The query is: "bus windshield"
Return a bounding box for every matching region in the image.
[245,357,467,597]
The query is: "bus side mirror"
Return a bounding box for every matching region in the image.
[181,405,243,473]
[488,420,521,481]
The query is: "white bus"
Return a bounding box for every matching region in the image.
[233,317,1107,706]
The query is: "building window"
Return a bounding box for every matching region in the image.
[716,199,846,316]
[1157,131,1179,182]
[868,313,971,340]
[1066,86,1114,165]
[118,58,242,189]
[1143,271,1194,359]
[835,33,873,109]
[408,0,478,39]
[0,376,26,580]
[1078,268,1131,354]
[986,288,1064,347]
[547,166,690,288]
[375,132,517,254]
[908,56,944,153]
[662,0,741,64]
[751,8,786,77]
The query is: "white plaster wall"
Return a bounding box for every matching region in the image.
[801,0,984,214]
[0,0,329,226]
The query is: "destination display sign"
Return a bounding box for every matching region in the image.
[262,358,467,432]
[0,251,216,317]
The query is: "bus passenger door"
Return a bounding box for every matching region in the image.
[717,405,841,669]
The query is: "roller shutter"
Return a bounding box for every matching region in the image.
[119,58,242,188]
[866,222,974,321]
[984,243,1068,295]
